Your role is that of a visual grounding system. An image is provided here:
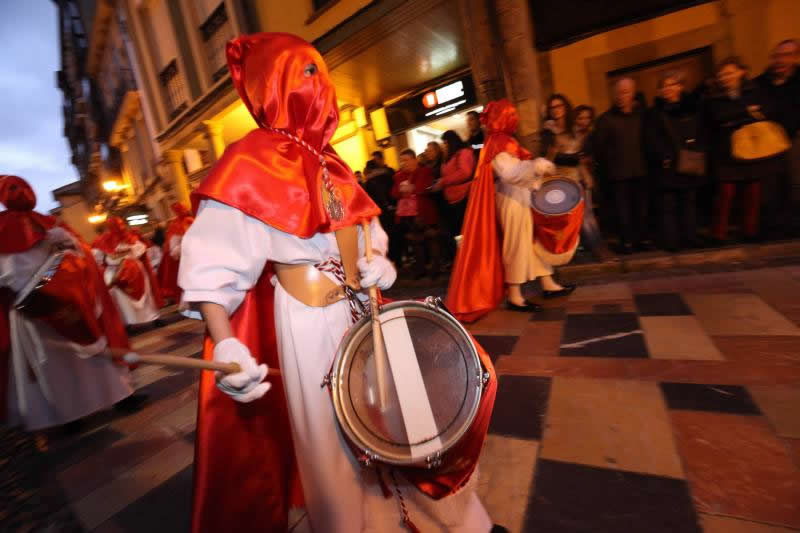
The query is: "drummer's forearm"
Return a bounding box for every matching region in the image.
[199,302,234,344]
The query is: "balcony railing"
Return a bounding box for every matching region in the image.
[159,59,189,120]
[200,3,234,82]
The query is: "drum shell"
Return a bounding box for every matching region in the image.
[16,251,105,346]
[329,299,496,498]
[532,179,584,265]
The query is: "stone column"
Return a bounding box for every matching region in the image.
[165,149,191,207]
[493,0,545,154]
[201,120,225,161]
[458,0,505,104]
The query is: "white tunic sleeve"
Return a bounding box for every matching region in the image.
[492,152,543,189]
[168,235,182,259]
[178,199,274,316]
[92,248,105,266]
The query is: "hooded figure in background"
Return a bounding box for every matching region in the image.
[179,32,492,532]
[92,216,163,326]
[157,203,194,302]
[446,100,573,322]
[0,175,132,430]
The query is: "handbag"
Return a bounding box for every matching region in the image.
[660,112,706,176]
[731,119,791,161]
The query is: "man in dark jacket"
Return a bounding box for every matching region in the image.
[756,39,800,236]
[592,78,650,254]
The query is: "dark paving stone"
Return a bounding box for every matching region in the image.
[137,369,199,404]
[593,303,622,313]
[183,430,196,444]
[560,313,649,358]
[473,335,519,363]
[525,459,702,533]
[489,375,551,440]
[45,425,127,472]
[100,464,193,532]
[634,293,692,316]
[660,383,762,415]
[530,307,567,321]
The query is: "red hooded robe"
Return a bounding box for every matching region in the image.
[92,217,164,308]
[188,33,380,533]
[157,203,193,301]
[445,100,533,322]
[0,175,130,422]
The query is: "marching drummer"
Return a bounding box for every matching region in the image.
[92,217,164,330]
[0,175,134,431]
[179,33,496,533]
[447,99,577,321]
[157,202,194,303]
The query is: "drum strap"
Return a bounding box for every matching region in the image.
[314,258,365,324]
[388,468,421,533]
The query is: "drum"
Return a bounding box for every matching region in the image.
[328,298,491,474]
[531,177,585,265]
[14,250,105,346]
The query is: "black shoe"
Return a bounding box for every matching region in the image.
[153,318,166,329]
[491,526,511,533]
[114,393,149,413]
[542,283,576,299]
[506,301,542,312]
[614,243,633,255]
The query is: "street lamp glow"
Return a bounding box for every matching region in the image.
[103,180,120,192]
[88,213,107,224]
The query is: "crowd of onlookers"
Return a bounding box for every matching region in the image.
[358,40,799,278]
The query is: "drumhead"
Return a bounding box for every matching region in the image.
[331,300,483,466]
[532,178,583,215]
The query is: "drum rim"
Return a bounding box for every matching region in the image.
[531,177,584,217]
[14,250,66,308]
[330,299,484,466]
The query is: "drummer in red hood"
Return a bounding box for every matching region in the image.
[447,100,576,321]
[0,175,134,430]
[157,202,193,303]
[179,33,493,532]
[92,216,164,328]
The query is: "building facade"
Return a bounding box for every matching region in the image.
[56,0,799,226]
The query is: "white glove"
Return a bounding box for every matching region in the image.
[358,255,397,290]
[45,227,78,249]
[213,338,270,403]
[168,235,182,260]
[532,157,556,179]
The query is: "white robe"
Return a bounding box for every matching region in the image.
[0,242,133,431]
[179,199,492,533]
[93,241,160,325]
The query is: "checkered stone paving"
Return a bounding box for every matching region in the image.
[4,267,800,531]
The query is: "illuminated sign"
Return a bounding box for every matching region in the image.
[386,74,477,133]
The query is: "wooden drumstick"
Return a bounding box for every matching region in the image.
[106,347,282,377]
[361,220,389,410]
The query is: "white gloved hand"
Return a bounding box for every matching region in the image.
[213,338,270,403]
[532,157,556,179]
[358,255,397,290]
[45,227,78,249]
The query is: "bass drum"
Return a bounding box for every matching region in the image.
[531,177,584,265]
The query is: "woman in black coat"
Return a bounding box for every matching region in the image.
[705,56,785,242]
[645,70,707,251]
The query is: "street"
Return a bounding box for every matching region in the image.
[3,264,800,532]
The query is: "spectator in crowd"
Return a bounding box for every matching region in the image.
[645,70,707,252]
[424,141,444,180]
[362,158,397,261]
[592,78,650,254]
[467,110,485,157]
[574,105,595,144]
[391,149,440,279]
[706,56,785,243]
[432,130,475,245]
[756,39,800,235]
[541,94,588,187]
[355,170,365,184]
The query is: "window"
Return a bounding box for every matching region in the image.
[159,59,188,119]
[199,3,233,82]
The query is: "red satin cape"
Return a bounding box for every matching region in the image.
[192,128,379,237]
[446,100,531,323]
[190,264,302,533]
